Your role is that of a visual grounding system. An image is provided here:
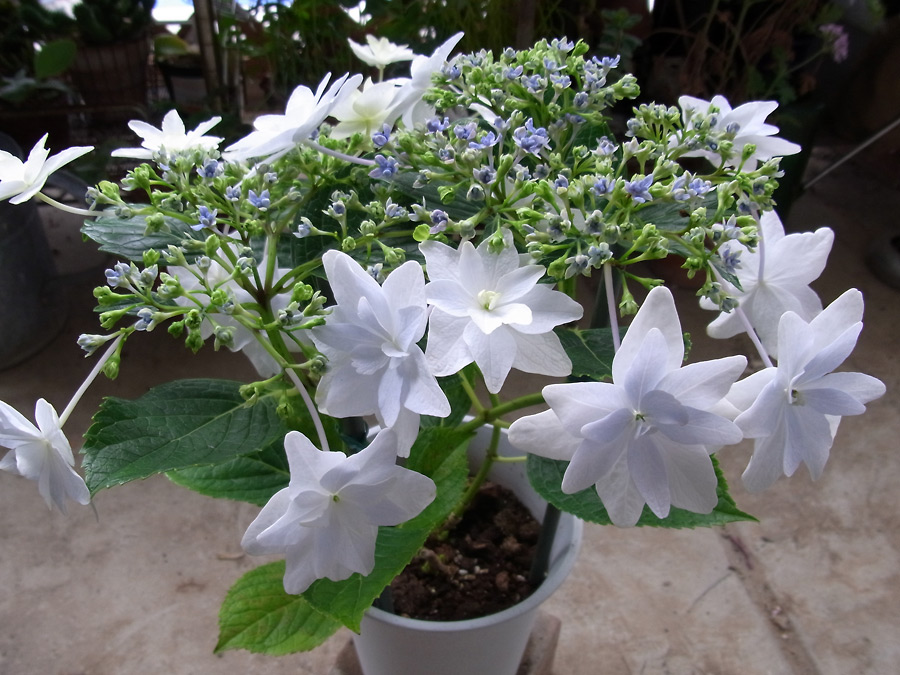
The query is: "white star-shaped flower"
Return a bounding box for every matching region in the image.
[330,77,404,140]
[391,32,463,129]
[347,35,415,69]
[310,250,450,455]
[111,109,223,161]
[701,209,834,358]
[421,232,583,394]
[0,134,93,204]
[729,289,885,492]
[0,398,90,513]
[509,286,747,527]
[678,95,800,169]
[242,428,436,594]
[224,73,362,163]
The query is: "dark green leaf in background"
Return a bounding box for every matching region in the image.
[82,214,204,262]
[557,326,622,381]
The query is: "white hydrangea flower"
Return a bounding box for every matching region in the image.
[509,286,747,527]
[347,35,415,69]
[421,232,583,393]
[0,134,93,204]
[391,32,464,129]
[111,109,223,160]
[242,428,436,594]
[330,78,404,140]
[678,95,800,169]
[0,398,90,513]
[701,209,834,358]
[224,73,362,163]
[729,289,885,492]
[310,250,450,455]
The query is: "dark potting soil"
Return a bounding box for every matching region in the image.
[389,481,542,621]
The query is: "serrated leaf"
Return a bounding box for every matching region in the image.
[216,561,342,655]
[557,326,623,381]
[82,214,204,262]
[392,171,481,222]
[634,193,717,233]
[82,379,288,492]
[167,438,290,506]
[301,434,471,630]
[527,454,756,528]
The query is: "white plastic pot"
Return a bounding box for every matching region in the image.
[352,423,583,675]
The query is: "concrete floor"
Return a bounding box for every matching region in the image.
[0,142,897,675]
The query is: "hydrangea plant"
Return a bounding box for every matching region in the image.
[0,34,885,654]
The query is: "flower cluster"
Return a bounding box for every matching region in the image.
[0,34,884,654]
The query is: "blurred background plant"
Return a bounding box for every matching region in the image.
[642,0,885,105]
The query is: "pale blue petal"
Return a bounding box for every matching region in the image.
[658,355,747,409]
[615,286,683,381]
[741,417,788,493]
[543,381,625,428]
[420,239,461,283]
[809,372,885,405]
[593,452,645,527]
[657,407,743,447]
[424,309,472,376]
[628,435,671,519]
[799,387,865,416]
[796,322,861,385]
[513,284,583,334]
[509,410,579,461]
[510,330,573,378]
[464,322,517,393]
[563,435,629,494]
[621,329,669,405]
[493,265,544,303]
[659,442,719,514]
[735,376,789,438]
[784,405,834,479]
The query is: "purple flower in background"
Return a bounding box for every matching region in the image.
[820,24,849,63]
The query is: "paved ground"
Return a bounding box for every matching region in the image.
[0,142,897,674]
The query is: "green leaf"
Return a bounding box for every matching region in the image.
[634,193,716,233]
[279,232,334,272]
[557,326,622,381]
[216,561,342,655]
[82,379,288,493]
[527,454,756,528]
[34,39,76,79]
[167,438,290,506]
[392,171,481,222]
[82,214,204,262]
[301,431,471,630]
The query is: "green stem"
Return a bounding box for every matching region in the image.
[59,333,124,427]
[36,191,98,218]
[457,370,486,415]
[452,422,502,519]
